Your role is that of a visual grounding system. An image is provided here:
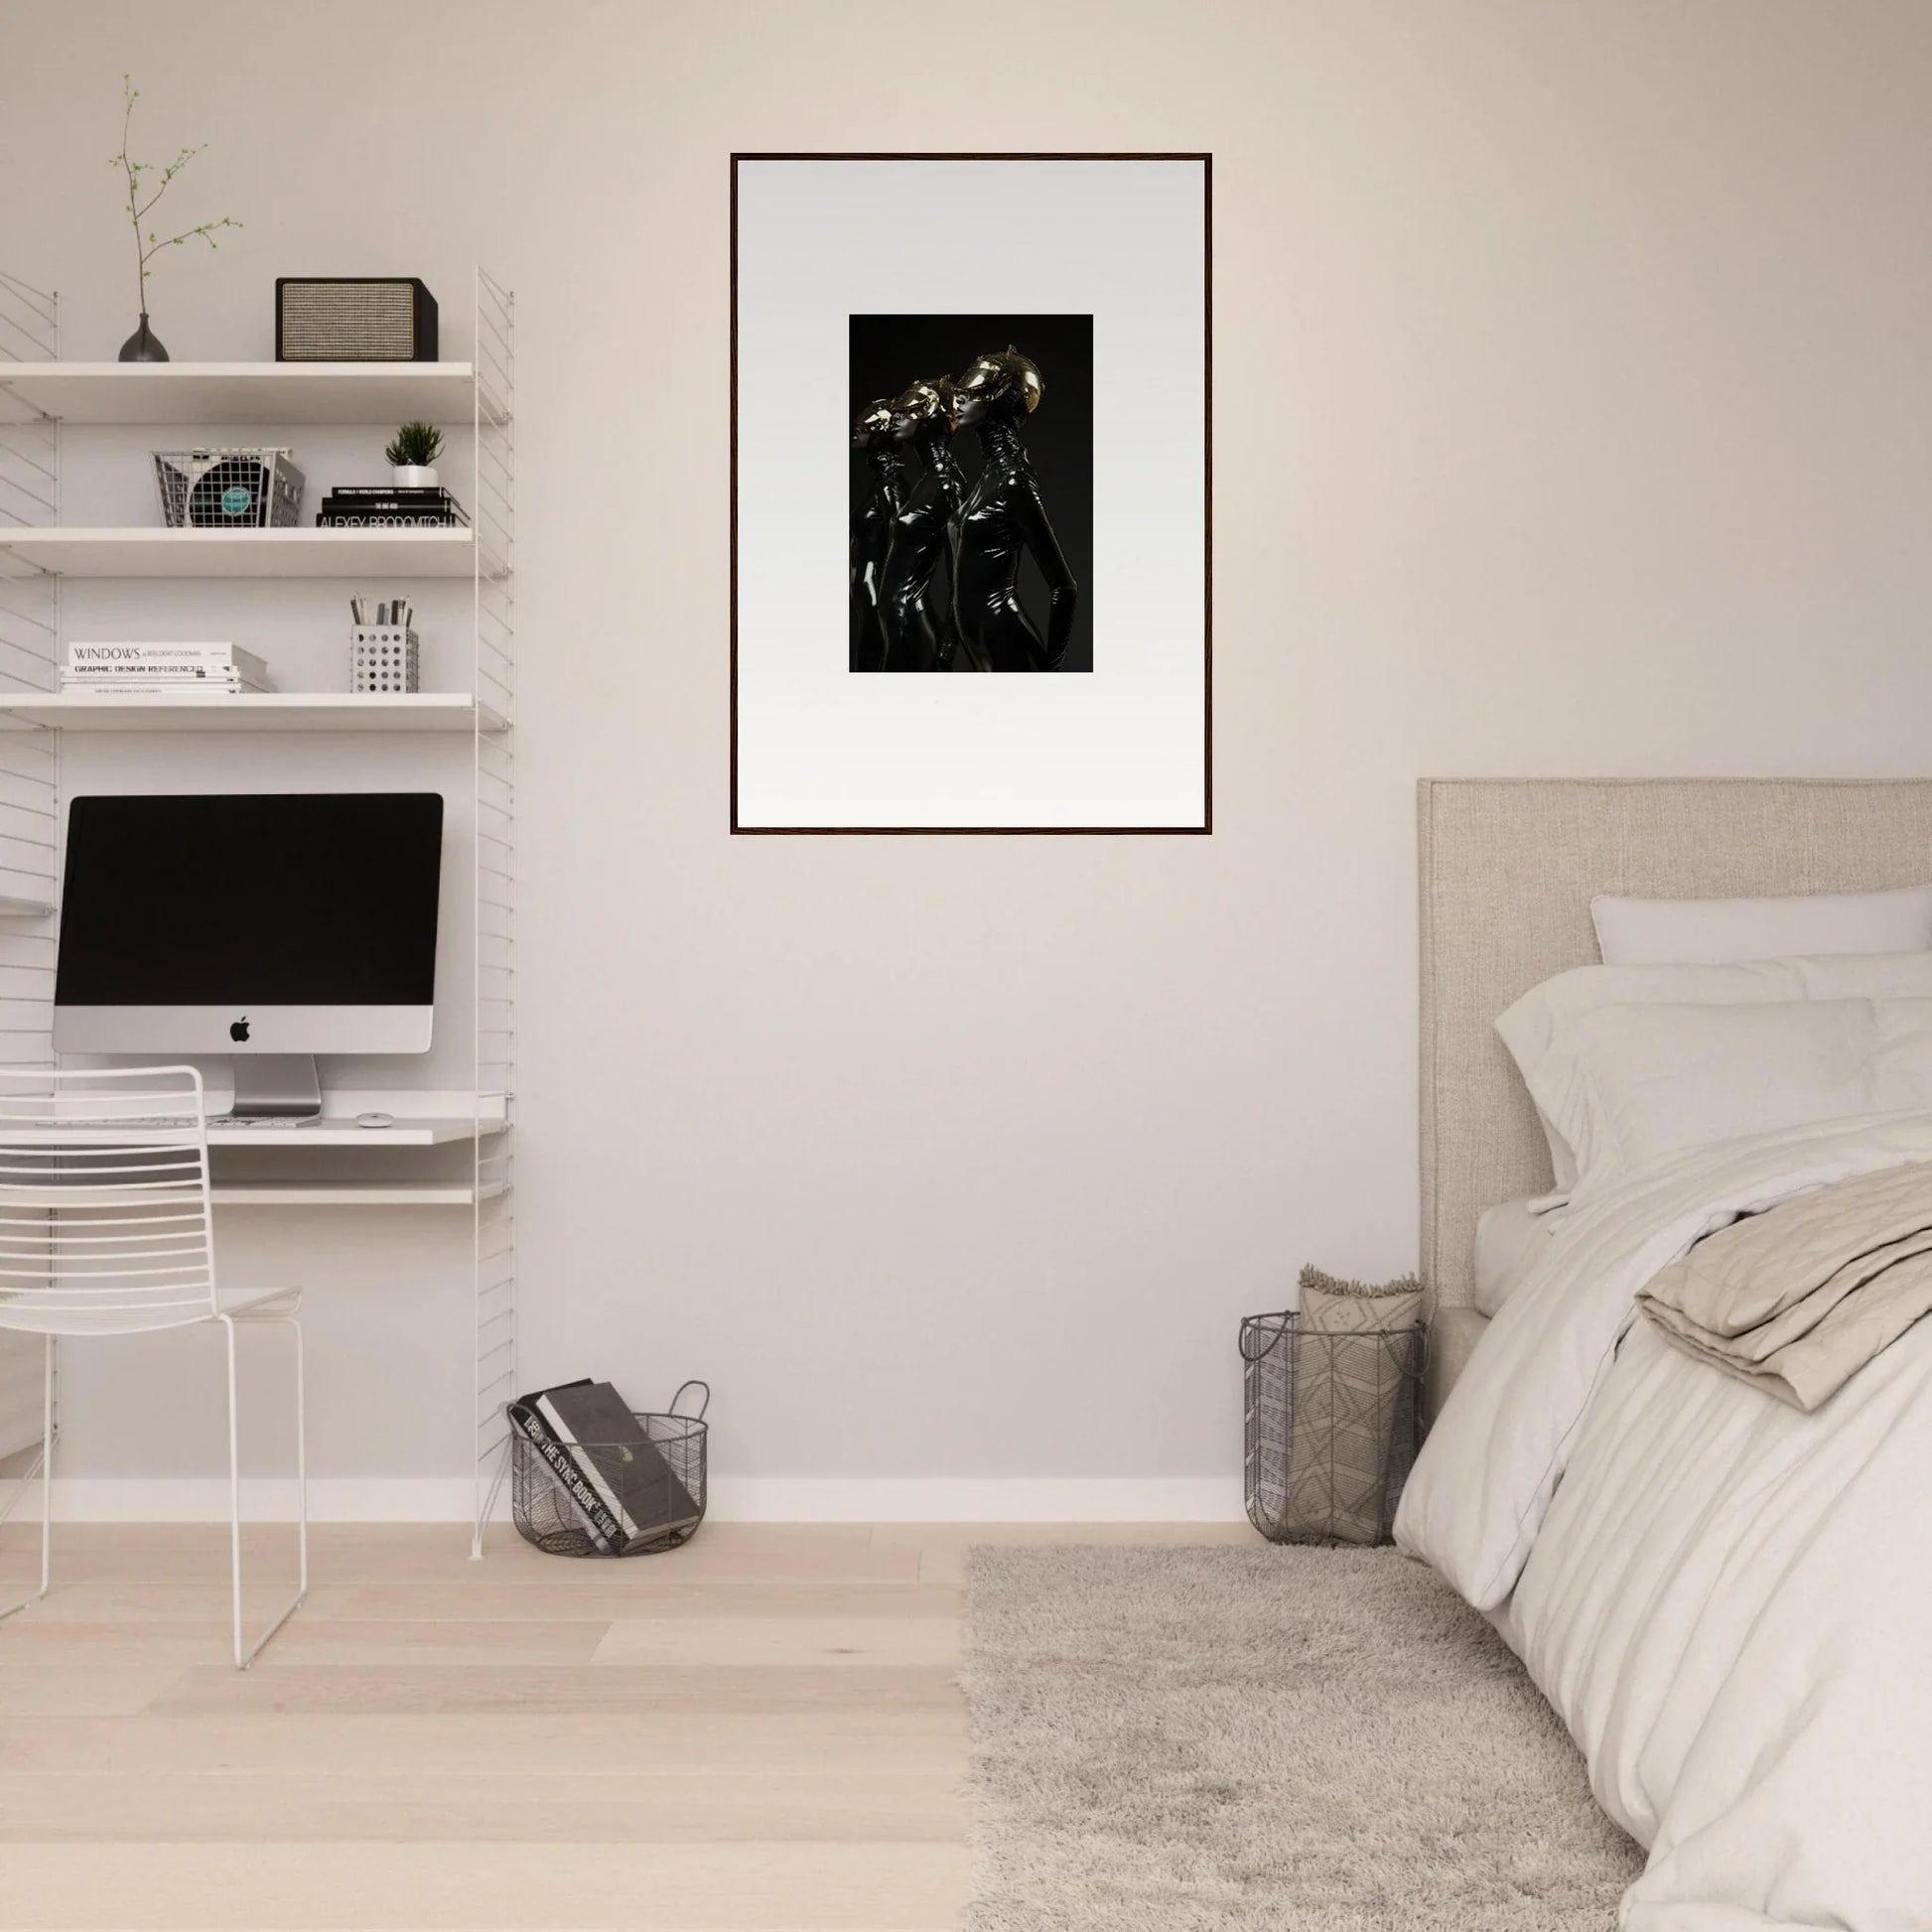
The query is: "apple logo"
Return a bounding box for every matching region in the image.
[229,1017,250,1043]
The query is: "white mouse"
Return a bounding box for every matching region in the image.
[356,1112,395,1130]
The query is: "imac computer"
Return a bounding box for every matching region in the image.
[54,792,445,1118]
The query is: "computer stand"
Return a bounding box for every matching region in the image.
[228,1056,323,1120]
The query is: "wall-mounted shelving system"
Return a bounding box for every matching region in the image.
[0,266,517,1552]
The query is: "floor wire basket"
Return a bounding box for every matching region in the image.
[510,1381,708,1558]
[1242,1311,1423,1547]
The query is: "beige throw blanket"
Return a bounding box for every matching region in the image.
[1638,1159,1932,1410]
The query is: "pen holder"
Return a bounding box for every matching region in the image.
[350,625,420,694]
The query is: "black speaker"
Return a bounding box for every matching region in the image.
[275,278,439,361]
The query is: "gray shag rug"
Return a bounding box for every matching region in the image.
[962,1545,1643,1930]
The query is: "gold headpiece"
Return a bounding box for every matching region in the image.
[957,345,1043,416]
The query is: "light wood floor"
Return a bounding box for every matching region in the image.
[0,1520,1251,1931]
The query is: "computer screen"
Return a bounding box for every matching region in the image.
[54,792,444,1056]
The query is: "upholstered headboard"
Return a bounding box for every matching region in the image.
[1419,777,1932,1311]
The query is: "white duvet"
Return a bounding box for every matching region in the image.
[1396,1111,1932,1931]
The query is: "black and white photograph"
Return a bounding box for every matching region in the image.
[733,154,1209,832]
[849,314,1092,676]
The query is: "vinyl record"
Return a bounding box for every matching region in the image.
[187,457,267,527]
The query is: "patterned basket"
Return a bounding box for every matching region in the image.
[1241,1311,1423,1547]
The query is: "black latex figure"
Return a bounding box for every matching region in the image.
[850,397,910,672]
[950,346,1077,672]
[874,378,967,672]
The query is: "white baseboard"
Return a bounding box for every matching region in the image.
[32,1475,1246,1525]
[707,1478,1247,1522]
[42,1478,492,1523]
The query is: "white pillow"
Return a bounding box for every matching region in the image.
[1591,885,1932,965]
[1472,1197,1562,1317]
[1496,952,1932,1198]
[1507,996,1932,1202]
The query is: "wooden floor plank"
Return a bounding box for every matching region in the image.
[0,1668,186,1719]
[0,1841,968,1931]
[329,1580,964,1621]
[592,1614,960,1668]
[0,1618,610,1668]
[0,1769,967,1843]
[146,1661,961,1718]
[2,1522,911,1586]
[0,1710,968,1777]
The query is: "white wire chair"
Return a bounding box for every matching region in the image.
[0,1065,306,1668]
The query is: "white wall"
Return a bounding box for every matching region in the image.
[5,0,1931,1516]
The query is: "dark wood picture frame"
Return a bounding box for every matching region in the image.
[730,152,1213,836]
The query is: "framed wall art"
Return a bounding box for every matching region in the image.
[731,153,1211,834]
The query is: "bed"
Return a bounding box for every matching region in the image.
[1398,777,1932,1931]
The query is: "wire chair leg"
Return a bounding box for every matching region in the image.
[0,1334,55,1623]
[220,1313,308,1671]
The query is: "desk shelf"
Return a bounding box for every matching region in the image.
[211,1179,506,1207]
[207,1117,487,1149]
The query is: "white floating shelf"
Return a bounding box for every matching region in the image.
[0,896,54,917]
[206,1116,483,1148]
[0,526,480,579]
[211,1179,504,1207]
[0,692,505,734]
[2,1117,487,1150]
[0,360,491,426]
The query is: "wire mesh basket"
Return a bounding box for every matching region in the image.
[510,1381,708,1558]
[153,448,306,528]
[1242,1311,1423,1547]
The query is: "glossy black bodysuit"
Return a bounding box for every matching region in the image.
[875,427,966,672]
[951,419,1077,672]
[850,446,911,671]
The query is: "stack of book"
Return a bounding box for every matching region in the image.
[509,1379,704,1555]
[316,485,470,529]
[64,642,273,694]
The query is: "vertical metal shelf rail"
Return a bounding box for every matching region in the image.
[470,269,516,1556]
[0,271,61,1478]
[0,268,517,1552]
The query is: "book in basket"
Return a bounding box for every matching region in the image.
[513,1379,702,1552]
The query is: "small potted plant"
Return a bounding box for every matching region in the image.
[385,421,444,488]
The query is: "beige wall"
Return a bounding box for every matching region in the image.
[5,1,1931,1506]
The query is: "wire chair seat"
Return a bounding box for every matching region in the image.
[0,1065,307,1666]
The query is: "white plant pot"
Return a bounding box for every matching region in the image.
[392,465,439,488]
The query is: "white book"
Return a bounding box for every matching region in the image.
[61,678,269,696]
[63,665,269,684]
[64,667,272,688]
[68,642,269,682]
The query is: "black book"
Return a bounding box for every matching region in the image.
[326,484,461,501]
[533,1381,702,1551]
[508,1382,621,1550]
[317,510,469,527]
[320,493,468,514]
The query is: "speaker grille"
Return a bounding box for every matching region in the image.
[279,282,423,360]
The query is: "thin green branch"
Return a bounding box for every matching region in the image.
[110,75,240,312]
